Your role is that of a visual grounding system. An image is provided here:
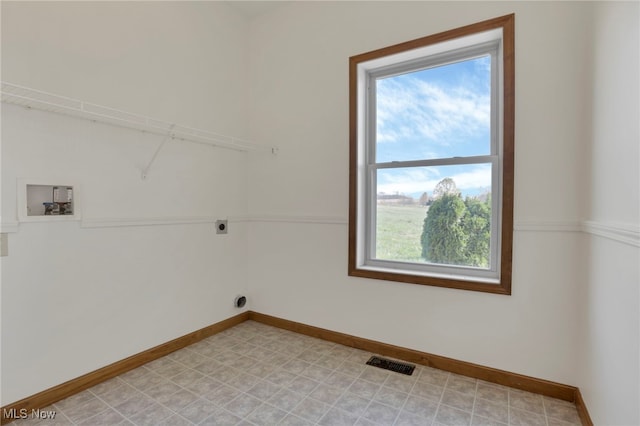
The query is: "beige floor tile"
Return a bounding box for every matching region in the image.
[361,400,400,425]
[8,321,584,426]
[291,396,332,423]
[435,404,473,425]
[474,397,509,424]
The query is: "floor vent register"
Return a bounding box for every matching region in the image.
[365,356,416,376]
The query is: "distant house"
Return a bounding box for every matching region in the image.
[377,193,415,205]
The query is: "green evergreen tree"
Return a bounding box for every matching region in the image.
[421,193,467,265]
[462,196,491,267]
[421,178,491,267]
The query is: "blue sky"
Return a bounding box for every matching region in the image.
[375,55,492,198]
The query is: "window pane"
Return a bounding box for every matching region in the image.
[375,164,492,268]
[376,56,491,163]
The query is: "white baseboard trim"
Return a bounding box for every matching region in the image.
[514,220,582,233]
[514,219,640,247]
[0,222,19,233]
[239,214,348,225]
[582,220,640,247]
[80,217,217,228]
[246,216,585,230]
[245,215,639,248]
[78,215,347,228]
[6,214,639,248]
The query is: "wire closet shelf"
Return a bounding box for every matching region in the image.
[0,81,276,154]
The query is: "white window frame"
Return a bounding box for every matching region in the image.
[348,15,514,294]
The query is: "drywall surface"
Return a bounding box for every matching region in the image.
[588,2,640,227]
[581,236,639,425]
[1,2,249,135]
[246,1,592,385]
[579,2,640,424]
[1,2,251,405]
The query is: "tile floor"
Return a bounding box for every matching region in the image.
[10,321,582,425]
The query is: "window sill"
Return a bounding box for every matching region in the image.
[349,265,511,295]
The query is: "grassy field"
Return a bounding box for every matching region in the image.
[375,204,427,262]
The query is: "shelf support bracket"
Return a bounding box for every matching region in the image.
[141,124,176,180]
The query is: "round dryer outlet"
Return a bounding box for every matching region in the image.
[234,295,247,308]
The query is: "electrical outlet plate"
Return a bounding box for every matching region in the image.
[216,220,228,234]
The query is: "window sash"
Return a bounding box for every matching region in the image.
[367,44,500,164]
[365,158,501,282]
[362,46,502,281]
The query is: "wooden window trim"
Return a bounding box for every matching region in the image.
[348,14,515,295]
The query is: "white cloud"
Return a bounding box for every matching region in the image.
[374,62,492,195]
[377,165,491,196]
[376,76,490,146]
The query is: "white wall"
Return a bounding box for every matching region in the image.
[578,2,640,424]
[2,3,638,424]
[1,2,251,405]
[247,1,592,386]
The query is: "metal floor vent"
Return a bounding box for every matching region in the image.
[366,356,415,376]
